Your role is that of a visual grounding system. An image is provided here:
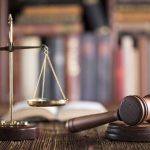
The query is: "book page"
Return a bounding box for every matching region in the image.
[2,100,58,121]
[57,101,107,121]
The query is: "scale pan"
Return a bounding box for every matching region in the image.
[27,98,68,107]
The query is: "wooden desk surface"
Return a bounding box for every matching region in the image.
[0,121,149,150]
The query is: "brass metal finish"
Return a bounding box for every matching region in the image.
[8,14,14,124]
[0,14,68,141]
[30,45,68,107]
[27,98,68,107]
[0,120,28,126]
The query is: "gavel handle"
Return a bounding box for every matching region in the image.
[66,111,118,132]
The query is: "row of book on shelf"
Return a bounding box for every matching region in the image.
[0,32,150,105]
[114,0,150,32]
[14,4,83,35]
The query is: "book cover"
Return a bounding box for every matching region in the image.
[22,5,82,15]
[65,34,81,101]
[147,36,150,94]
[80,33,97,101]
[16,14,81,25]
[46,35,65,99]
[13,38,22,103]
[20,36,41,100]
[14,24,83,36]
[137,34,148,97]
[96,33,113,103]
[116,22,150,33]
[113,47,124,101]
[121,35,140,96]
[0,0,9,104]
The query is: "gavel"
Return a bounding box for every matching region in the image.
[66,95,150,132]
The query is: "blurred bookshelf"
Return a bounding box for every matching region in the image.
[2,0,150,109]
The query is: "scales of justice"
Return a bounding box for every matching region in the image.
[0,14,68,140]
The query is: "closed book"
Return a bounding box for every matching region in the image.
[10,0,80,5]
[116,22,150,33]
[113,47,124,102]
[107,0,116,28]
[116,4,150,12]
[80,33,97,101]
[121,35,140,96]
[14,24,83,36]
[137,35,148,96]
[13,39,21,103]
[20,36,41,100]
[65,34,81,101]
[46,36,65,99]
[22,5,82,16]
[96,33,113,103]
[0,0,8,104]
[16,14,81,25]
[115,12,150,22]
[117,0,150,4]
[147,37,150,94]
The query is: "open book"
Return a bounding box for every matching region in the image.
[2,100,107,122]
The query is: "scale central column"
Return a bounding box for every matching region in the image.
[9,51,13,123]
[8,14,14,124]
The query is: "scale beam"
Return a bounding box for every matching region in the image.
[0,46,42,51]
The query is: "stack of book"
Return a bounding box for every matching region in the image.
[14,4,83,35]
[114,0,150,32]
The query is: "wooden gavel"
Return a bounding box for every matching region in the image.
[66,95,150,132]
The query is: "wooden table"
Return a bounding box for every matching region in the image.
[0,121,150,150]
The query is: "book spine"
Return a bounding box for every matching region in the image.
[117,0,150,4]
[16,14,82,25]
[23,5,82,15]
[121,35,140,96]
[147,36,150,94]
[137,34,148,97]
[20,36,41,100]
[16,0,80,5]
[116,4,150,12]
[96,33,113,103]
[48,36,65,99]
[113,47,124,101]
[116,22,150,33]
[0,0,8,104]
[115,13,150,22]
[65,34,81,101]
[80,33,97,101]
[13,37,22,103]
[14,24,83,36]
[107,0,116,29]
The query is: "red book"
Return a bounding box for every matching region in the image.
[113,47,124,102]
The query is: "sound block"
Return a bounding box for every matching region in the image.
[0,123,38,141]
[105,121,150,142]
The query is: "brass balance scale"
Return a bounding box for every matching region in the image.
[0,14,68,140]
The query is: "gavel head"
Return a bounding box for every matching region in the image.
[118,95,150,126]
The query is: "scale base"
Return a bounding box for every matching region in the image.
[105,121,150,142]
[0,121,38,141]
